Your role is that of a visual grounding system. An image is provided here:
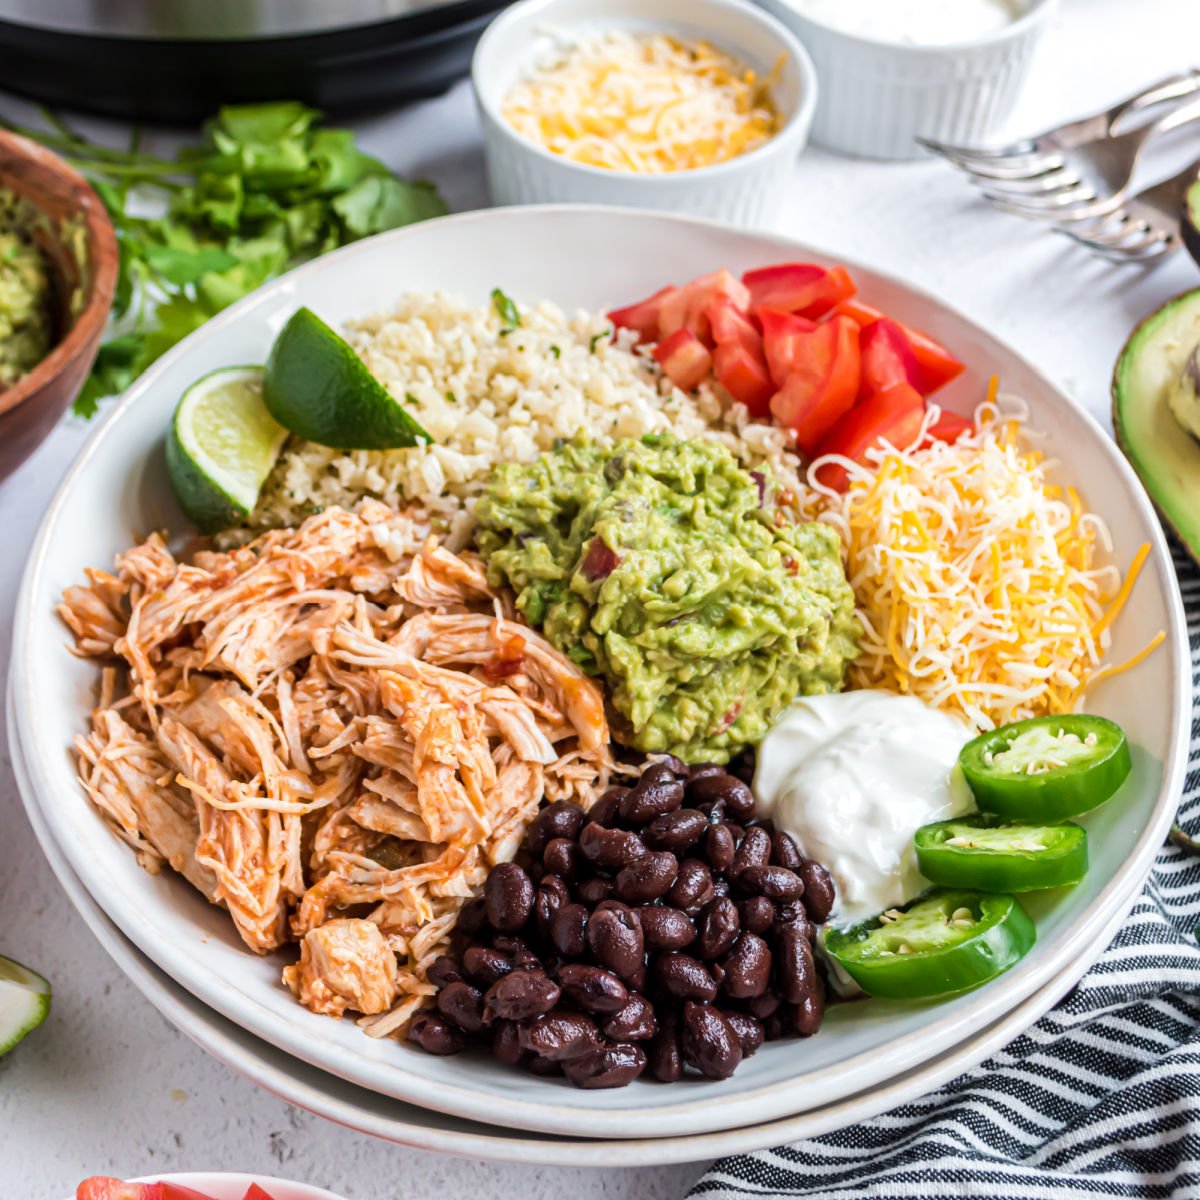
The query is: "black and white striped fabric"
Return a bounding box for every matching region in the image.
[692,546,1200,1198]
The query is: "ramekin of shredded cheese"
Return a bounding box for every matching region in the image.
[472,0,818,226]
[800,387,1165,732]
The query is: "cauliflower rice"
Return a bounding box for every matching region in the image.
[243,291,805,545]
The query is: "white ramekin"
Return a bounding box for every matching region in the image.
[471,0,818,227]
[757,0,1059,160]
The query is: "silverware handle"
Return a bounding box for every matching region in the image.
[1111,69,1200,130]
[1149,90,1200,137]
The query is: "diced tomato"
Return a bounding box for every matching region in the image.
[923,409,974,445]
[758,308,818,388]
[658,269,751,345]
[812,382,926,491]
[652,327,713,391]
[714,341,774,417]
[608,285,678,344]
[768,315,861,454]
[859,318,922,401]
[77,1183,215,1200]
[835,300,965,394]
[241,1187,279,1200]
[706,298,762,354]
[743,263,856,319]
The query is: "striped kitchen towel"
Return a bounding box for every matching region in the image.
[692,546,1200,1198]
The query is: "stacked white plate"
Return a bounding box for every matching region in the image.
[10,207,1189,1162]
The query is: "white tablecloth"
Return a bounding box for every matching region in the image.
[2,0,1198,1193]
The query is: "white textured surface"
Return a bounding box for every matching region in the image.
[1,0,1198,1194]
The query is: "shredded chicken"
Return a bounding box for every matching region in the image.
[62,501,611,1034]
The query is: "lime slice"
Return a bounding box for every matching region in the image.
[263,306,431,450]
[166,365,288,534]
[0,954,50,1055]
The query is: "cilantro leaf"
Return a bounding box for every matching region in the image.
[491,288,521,332]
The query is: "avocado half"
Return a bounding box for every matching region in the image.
[1113,287,1200,563]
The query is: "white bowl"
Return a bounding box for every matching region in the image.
[12,206,1188,1143]
[472,0,817,226]
[14,703,1140,1166]
[64,1174,344,1200]
[758,0,1058,159]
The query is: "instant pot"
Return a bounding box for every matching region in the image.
[0,0,510,120]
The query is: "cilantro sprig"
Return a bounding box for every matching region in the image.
[5,102,447,417]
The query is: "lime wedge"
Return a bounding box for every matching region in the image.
[0,954,50,1055]
[263,306,431,450]
[166,365,288,533]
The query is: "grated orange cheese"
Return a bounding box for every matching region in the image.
[501,32,781,174]
[801,394,1162,730]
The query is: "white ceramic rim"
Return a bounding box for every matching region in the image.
[11,205,1190,1141]
[768,0,1057,55]
[13,693,1142,1168]
[471,0,818,185]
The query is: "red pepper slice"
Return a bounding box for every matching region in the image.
[836,299,965,394]
[743,263,856,318]
[652,328,713,391]
[768,315,861,454]
[813,381,925,491]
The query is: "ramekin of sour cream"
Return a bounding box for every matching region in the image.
[753,690,976,927]
[756,0,1059,158]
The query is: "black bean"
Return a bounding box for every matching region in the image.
[791,973,825,1037]
[686,773,756,823]
[492,1019,523,1066]
[687,761,725,782]
[614,851,679,904]
[408,1010,466,1055]
[723,1010,765,1058]
[535,874,571,942]
[528,1055,563,1076]
[695,897,740,961]
[705,823,736,872]
[774,900,816,943]
[637,905,696,951]
[519,1010,602,1061]
[619,769,685,826]
[775,925,818,1006]
[557,963,629,1014]
[642,809,708,853]
[491,934,538,969]
[427,954,463,990]
[563,1042,648,1089]
[602,992,658,1041]
[739,864,805,900]
[732,826,772,877]
[695,798,726,824]
[587,787,629,828]
[725,749,757,787]
[587,903,645,981]
[682,1001,743,1080]
[485,862,536,931]
[738,896,775,934]
[654,755,690,779]
[484,969,561,1021]
[544,837,584,881]
[711,876,731,899]
[667,858,714,914]
[763,1011,788,1042]
[436,981,486,1032]
[745,989,782,1020]
[579,823,647,871]
[456,897,488,938]
[648,1012,683,1082]
[721,931,772,999]
[576,876,613,906]
[771,830,805,871]
[525,801,585,859]
[797,860,836,924]
[462,945,513,987]
[653,953,718,1002]
[551,902,590,958]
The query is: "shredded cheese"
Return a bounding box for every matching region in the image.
[801,394,1163,730]
[501,32,781,174]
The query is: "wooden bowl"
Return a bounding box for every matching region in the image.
[0,131,118,480]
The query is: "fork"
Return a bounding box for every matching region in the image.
[1056,158,1200,262]
[920,69,1200,175]
[967,91,1200,224]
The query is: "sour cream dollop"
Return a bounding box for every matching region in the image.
[792,0,1025,46]
[753,691,974,927]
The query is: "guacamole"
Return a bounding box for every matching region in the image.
[476,434,859,761]
[0,190,54,389]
